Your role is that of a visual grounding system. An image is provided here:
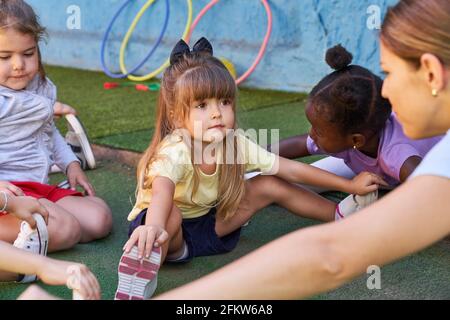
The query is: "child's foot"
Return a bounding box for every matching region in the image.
[65,114,96,170]
[335,190,378,220]
[13,214,49,283]
[115,246,161,300]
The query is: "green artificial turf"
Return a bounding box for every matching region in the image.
[1,160,449,300]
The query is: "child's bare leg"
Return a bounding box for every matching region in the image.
[17,285,60,300]
[38,199,82,252]
[216,175,336,237]
[0,269,18,281]
[0,199,81,252]
[0,214,22,243]
[56,196,112,243]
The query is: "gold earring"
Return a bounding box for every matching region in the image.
[432,88,438,97]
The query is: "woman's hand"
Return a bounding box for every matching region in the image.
[349,172,389,195]
[124,225,169,260]
[66,162,95,196]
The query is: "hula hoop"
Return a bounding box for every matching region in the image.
[121,0,193,81]
[186,0,272,85]
[100,0,170,79]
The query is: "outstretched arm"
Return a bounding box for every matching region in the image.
[124,176,175,259]
[275,156,388,195]
[268,134,310,159]
[156,175,450,299]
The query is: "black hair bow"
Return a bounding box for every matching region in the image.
[169,37,213,65]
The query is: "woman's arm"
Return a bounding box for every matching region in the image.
[268,134,310,159]
[156,175,450,299]
[275,156,387,195]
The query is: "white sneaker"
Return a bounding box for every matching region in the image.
[65,114,96,170]
[115,246,161,300]
[335,190,378,220]
[50,164,62,174]
[13,214,49,283]
[57,180,70,190]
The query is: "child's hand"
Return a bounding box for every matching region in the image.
[124,225,169,260]
[349,172,389,195]
[66,162,95,196]
[7,196,49,227]
[53,101,77,119]
[0,180,24,196]
[37,258,101,300]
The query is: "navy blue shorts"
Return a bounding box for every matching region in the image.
[128,207,241,263]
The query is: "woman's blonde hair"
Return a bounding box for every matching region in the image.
[381,0,450,68]
[137,51,245,220]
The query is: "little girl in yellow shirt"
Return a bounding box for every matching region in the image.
[115,38,386,300]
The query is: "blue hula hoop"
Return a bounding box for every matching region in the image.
[100,0,170,79]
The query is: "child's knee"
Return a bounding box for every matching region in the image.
[48,213,82,251]
[88,201,113,238]
[250,175,285,198]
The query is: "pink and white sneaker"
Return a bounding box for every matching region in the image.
[115,246,162,300]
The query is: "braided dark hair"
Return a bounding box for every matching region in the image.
[309,44,391,135]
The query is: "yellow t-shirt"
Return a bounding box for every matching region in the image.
[128,131,276,221]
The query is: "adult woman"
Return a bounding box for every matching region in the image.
[156,0,450,299]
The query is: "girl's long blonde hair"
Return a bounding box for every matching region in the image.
[137,52,245,220]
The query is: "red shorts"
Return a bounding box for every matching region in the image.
[0,181,83,217]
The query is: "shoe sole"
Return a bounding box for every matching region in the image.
[65,114,96,170]
[115,246,161,300]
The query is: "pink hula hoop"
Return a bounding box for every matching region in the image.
[186,0,272,85]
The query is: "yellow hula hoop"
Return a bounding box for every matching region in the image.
[120,0,193,82]
[119,0,157,76]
